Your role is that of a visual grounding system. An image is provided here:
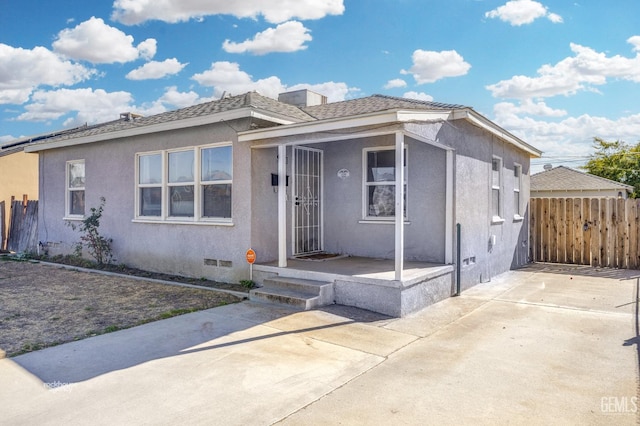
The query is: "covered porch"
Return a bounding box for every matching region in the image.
[252,256,455,317]
[244,122,458,316]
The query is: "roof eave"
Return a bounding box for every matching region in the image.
[457,109,542,158]
[239,107,542,158]
[238,109,455,142]
[24,107,298,152]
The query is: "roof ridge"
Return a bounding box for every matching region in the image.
[532,165,634,191]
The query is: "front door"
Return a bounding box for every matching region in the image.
[292,146,323,255]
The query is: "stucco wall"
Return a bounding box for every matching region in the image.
[425,120,532,289]
[249,132,448,263]
[38,119,254,283]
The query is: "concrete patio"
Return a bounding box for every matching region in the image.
[1,263,638,425]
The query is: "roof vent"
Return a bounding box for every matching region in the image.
[120,112,143,121]
[543,163,553,171]
[278,89,327,107]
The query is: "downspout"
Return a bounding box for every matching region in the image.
[455,223,461,296]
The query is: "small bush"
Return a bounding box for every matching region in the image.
[68,197,113,265]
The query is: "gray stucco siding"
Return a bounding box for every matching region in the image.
[440,120,531,289]
[248,132,448,263]
[39,120,255,283]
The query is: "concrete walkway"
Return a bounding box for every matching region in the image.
[2,263,638,425]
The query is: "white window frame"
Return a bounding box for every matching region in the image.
[491,156,504,223]
[134,142,233,225]
[137,151,164,218]
[513,163,523,221]
[362,146,408,222]
[65,159,85,219]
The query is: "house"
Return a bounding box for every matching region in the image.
[0,142,38,250]
[25,90,541,316]
[531,165,633,199]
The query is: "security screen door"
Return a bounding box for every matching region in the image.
[292,146,323,255]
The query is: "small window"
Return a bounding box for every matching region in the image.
[514,164,522,218]
[138,153,162,216]
[201,145,232,218]
[66,160,85,217]
[491,157,502,221]
[363,147,407,220]
[168,150,195,217]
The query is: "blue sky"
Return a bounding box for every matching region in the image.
[1,0,639,172]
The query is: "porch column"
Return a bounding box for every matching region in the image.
[278,144,287,267]
[395,131,405,281]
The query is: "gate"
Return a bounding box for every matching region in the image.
[530,197,640,269]
[292,146,323,255]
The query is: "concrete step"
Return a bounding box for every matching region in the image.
[250,277,335,310]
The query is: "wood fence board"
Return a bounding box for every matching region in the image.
[542,198,550,262]
[573,198,582,263]
[631,200,640,269]
[535,198,543,262]
[6,199,38,253]
[581,198,591,264]
[557,198,566,263]
[590,198,600,266]
[549,198,558,263]
[617,198,627,268]
[565,198,574,263]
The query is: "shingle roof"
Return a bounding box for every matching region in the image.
[531,166,633,192]
[13,92,316,146]
[10,91,471,150]
[302,94,467,120]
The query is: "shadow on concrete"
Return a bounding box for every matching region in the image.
[11,302,391,385]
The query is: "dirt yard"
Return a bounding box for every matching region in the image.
[0,259,245,357]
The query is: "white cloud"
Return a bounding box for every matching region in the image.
[0,135,15,144]
[137,39,158,60]
[287,82,359,102]
[401,49,471,84]
[112,0,345,25]
[222,21,312,55]
[384,79,407,89]
[52,17,156,63]
[16,88,133,124]
[0,43,95,104]
[486,38,640,99]
[494,100,566,117]
[157,86,202,108]
[192,61,357,101]
[495,107,640,166]
[485,0,563,26]
[192,61,284,98]
[126,58,187,80]
[403,91,434,102]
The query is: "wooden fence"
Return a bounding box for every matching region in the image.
[530,197,640,269]
[6,196,38,253]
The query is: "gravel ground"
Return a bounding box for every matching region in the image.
[0,258,245,357]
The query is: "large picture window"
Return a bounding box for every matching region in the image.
[363,147,407,220]
[66,160,85,217]
[135,143,232,222]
